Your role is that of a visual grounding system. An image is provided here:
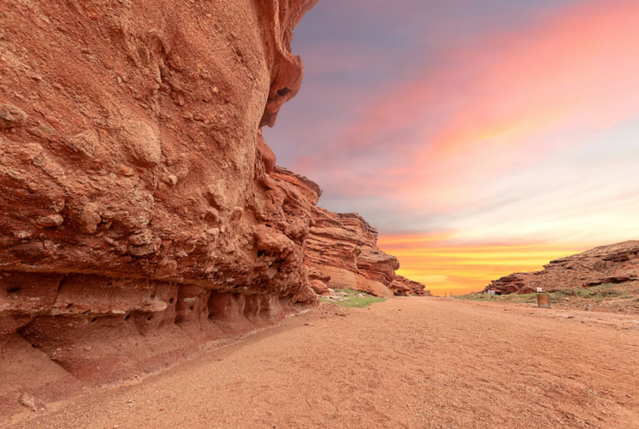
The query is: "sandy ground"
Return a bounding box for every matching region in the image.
[4,297,639,429]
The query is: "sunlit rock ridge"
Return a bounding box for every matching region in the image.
[484,241,639,295]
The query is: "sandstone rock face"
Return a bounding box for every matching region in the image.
[0,0,426,417]
[390,275,431,297]
[0,0,319,300]
[484,241,639,295]
[304,207,429,298]
[0,0,319,416]
[304,208,395,297]
[269,167,429,298]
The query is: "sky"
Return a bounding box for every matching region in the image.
[264,0,639,295]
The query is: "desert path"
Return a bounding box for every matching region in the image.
[5,298,639,429]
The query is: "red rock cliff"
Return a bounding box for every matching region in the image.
[0,0,320,416]
[484,241,639,295]
[0,0,426,417]
[305,208,397,298]
[0,0,320,300]
[272,167,428,298]
[390,275,432,297]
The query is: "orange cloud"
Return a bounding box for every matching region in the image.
[290,0,639,294]
[377,233,589,295]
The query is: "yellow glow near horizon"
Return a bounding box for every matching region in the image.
[378,235,589,296]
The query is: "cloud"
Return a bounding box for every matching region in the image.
[270,0,639,293]
[377,233,589,295]
[292,0,639,212]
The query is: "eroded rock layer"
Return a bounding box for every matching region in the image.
[304,208,392,297]
[390,275,431,297]
[0,0,320,416]
[303,205,428,298]
[0,270,297,417]
[0,0,427,417]
[484,241,639,295]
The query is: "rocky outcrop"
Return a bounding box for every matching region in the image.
[270,167,429,298]
[303,207,428,298]
[484,241,639,295]
[0,0,320,416]
[0,0,320,299]
[390,275,431,297]
[0,0,426,418]
[304,208,396,297]
[306,266,331,296]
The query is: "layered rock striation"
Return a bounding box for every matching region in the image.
[0,0,426,417]
[390,275,432,297]
[304,208,397,298]
[270,167,428,298]
[0,0,321,415]
[484,241,639,295]
[304,204,428,298]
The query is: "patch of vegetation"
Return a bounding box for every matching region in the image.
[556,283,623,299]
[319,288,385,308]
[458,283,630,303]
[456,292,537,303]
[455,292,491,301]
[554,288,577,296]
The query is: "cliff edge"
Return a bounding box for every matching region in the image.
[0,0,426,418]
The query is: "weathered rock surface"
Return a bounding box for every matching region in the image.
[0,0,320,300]
[0,0,426,418]
[304,208,394,297]
[304,206,428,298]
[268,167,429,298]
[484,241,639,295]
[0,0,319,417]
[390,275,431,297]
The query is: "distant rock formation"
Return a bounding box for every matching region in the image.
[305,208,398,298]
[273,167,429,298]
[484,241,639,295]
[390,275,432,297]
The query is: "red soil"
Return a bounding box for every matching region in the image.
[4,297,639,429]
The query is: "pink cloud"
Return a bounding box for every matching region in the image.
[293,0,639,211]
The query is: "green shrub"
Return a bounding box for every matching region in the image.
[555,289,576,297]
[319,289,385,308]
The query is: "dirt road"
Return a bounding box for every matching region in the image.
[5,298,639,429]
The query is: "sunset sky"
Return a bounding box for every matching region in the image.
[264,0,639,295]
